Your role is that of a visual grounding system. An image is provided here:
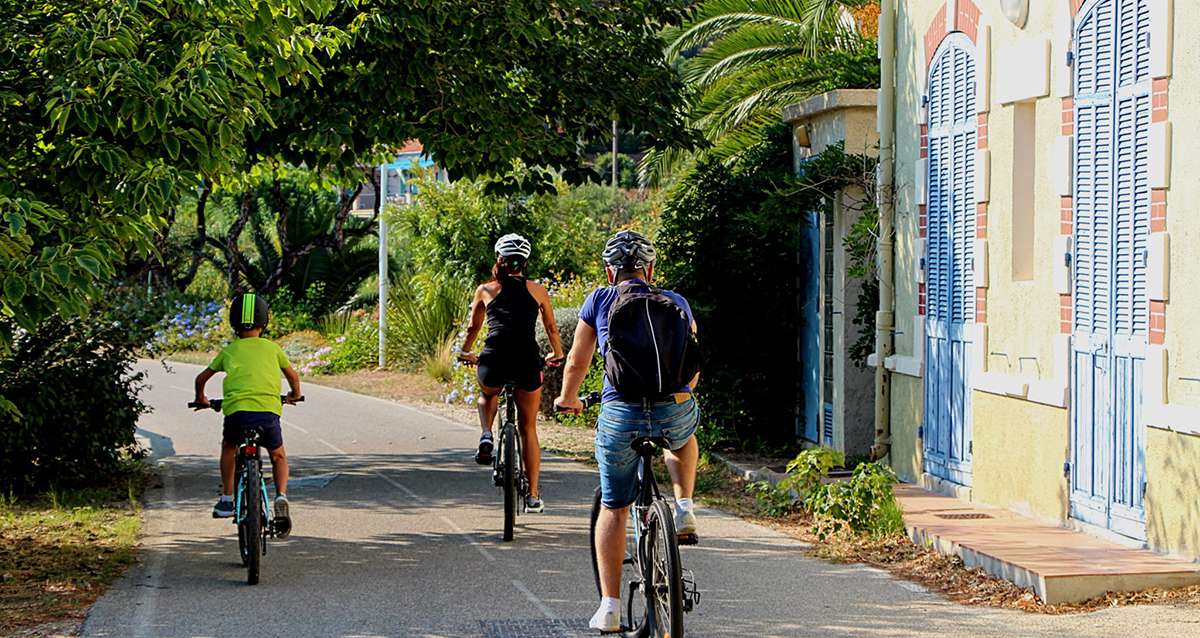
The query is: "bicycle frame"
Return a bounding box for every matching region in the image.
[233,432,271,529]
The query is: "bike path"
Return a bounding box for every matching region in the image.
[82,361,1197,637]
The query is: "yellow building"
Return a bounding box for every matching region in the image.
[877,0,1200,557]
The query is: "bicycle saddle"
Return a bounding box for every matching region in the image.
[630,436,671,456]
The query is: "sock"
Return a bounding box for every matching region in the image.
[676,498,694,513]
[600,596,621,613]
[277,493,287,500]
[218,495,233,503]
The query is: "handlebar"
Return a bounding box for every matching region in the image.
[188,395,304,411]
[555,391,601,414]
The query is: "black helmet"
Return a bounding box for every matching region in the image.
[602,230,656,270]
[229,292,269,330]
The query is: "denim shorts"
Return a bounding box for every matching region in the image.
[595,398,699,509]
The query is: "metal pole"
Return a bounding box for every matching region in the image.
[611,119,619,190]
[378,164,388,369]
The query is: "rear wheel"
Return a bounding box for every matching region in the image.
[645,500,683,637]
[242,461,262,585]
[502,425,517,542]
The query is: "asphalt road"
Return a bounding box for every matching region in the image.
[82,361,1200,637]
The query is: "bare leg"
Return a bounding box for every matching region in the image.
[477,386,501,433]
[515,387,543,498]
[663,435,698,501]
[595,506,629,599]
[220,441,237,495]
[268,446,289,496]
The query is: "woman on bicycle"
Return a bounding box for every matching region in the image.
[459,233,565,513]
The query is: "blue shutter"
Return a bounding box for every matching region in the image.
[923,35,977,486]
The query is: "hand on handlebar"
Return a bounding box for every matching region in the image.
[544,353,565,368]
[190,397,211,411]
[456,351,479,366]
[554,392,600,415]
[553,395,584,415]
[284,393,304,405]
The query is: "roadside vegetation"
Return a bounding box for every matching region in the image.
[0,469,144,635]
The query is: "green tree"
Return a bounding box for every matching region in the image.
[645,0,879,183]
[1,0,698,340]
[0,0,348,338]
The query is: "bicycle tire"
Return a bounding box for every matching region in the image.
[502,425,517,542]
[588,486,604,597]
[243,460,262,585]
[645,500,684,638]
[236,460,250,567]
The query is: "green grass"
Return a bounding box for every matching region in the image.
[0,472,145,634]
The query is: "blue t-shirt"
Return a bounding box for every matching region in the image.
[579,281,696,403]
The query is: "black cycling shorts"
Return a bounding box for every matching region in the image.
[476,347,543,392]
[223,411,284,450]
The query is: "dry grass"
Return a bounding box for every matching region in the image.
[0,476,144,636]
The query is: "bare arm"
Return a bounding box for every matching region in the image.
[555,320,598,412]
[460,285,487,356]
[282,366,302,401]
[193,368,216,406]
[530,282,564,360]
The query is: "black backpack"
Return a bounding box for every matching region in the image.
[604,284,701,401]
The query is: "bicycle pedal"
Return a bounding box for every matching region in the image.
[677,533,699,546]
[272,516,292,539]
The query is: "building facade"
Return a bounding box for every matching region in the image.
[787,90,881,457]
[883,0,1200,557]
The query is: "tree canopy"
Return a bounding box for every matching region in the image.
[0,0,696,337]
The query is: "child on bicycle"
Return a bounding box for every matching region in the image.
[193,292,302,534]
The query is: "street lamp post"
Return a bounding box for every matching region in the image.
[378,164,388,369]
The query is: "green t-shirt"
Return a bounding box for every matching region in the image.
[208,338,292,416]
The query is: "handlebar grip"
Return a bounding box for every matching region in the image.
[282,395,305,404]
[581,392,602,409]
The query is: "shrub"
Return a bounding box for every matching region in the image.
[275,330,330,375]
[423,333,457,383]
[387,273,469,369]
[657,125,804,446]
[808,462,903,539]
[534,306,604,422]
[745,448,904,539]
[0,316,149,491]
[322,319,378,374]
[144,299,228,355]
[269,284,325,335]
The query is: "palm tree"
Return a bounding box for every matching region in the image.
[645,0,879,184]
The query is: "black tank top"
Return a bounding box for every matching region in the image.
[484,276,539,351]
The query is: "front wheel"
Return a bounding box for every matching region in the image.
[242,461,263,585]
[501,425,517,542]
[644,500,684,638]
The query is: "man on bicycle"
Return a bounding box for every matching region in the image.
[555,230,701,632]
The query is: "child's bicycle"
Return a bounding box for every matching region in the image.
[188,395,303,585]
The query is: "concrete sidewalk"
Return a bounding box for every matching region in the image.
[895,485,1200,604]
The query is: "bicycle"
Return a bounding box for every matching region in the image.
[577,395,701,637]
[188,395,302,585]
[492,382,530,541]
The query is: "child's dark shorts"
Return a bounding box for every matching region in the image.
[222,411,284,450]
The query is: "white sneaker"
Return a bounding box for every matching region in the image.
[674,507,697,537]
[588,604,621,632]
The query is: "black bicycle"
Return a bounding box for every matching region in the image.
[188,395,302,585]
[580,396,700,637]
[492,382,529,541]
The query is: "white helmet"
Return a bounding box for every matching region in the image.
[494,233,532,260]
